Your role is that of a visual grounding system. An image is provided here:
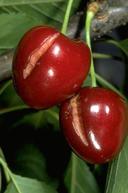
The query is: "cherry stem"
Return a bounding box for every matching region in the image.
[61,0,74,35]
[85,2,99,87]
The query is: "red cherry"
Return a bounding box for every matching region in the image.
[60,87,128,164]
[12,26,90,109]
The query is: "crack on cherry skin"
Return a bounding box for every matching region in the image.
[70,94,88,146]
[23,32,60,79]
[61,87,128,164]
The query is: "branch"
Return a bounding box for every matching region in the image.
[91,5,128,37]
[108,0,128,7]
[68,0,128,38]
[0,51,13,81]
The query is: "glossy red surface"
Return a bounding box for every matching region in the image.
[60,87,128,164]
[12,26,90,109]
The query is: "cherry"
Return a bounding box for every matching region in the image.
[12,26,90,109]
[60,87,128,164]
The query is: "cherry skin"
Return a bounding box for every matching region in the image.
[60,87,128,164]
[12,26,90,109]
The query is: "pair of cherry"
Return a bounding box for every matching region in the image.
[13,26,128,164]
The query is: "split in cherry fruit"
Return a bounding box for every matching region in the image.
[60,87,128,164]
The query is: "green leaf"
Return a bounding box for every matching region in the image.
[0,0,64,6]
[65,153,100,193]
[45,107,59,129]
[119,39,128,56]
[0,147,7,160]
[13,107,59,130]
[4,174,58,193]
[0,80,12,95]
[0,1,80,49]
[14,144,54,184]
[0,81,25,107]
[17,111,46,129]
[0,105,28,115]
[107,39,128,56]
[96,74,126,99]
[0,13,42,49]
[105,137,128,193]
